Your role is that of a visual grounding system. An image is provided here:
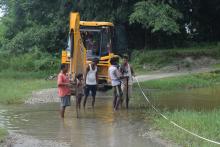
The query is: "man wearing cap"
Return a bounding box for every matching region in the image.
[83,58,99,109]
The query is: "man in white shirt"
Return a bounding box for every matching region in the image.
[83,58,99,109]
[109,57,123,111]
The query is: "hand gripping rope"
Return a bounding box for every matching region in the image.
[134,77,220,145]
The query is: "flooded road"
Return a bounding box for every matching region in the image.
[1,85,220,146]
[150,86,220,110]
[0,96,166,147]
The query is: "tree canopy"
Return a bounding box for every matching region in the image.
[0,0,219,55]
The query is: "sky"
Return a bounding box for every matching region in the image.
[0,8,4,18]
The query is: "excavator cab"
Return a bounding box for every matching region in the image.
[80,24,113,60]
[61,13,118,94]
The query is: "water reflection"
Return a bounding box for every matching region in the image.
[150,86,220,110]
[0,97,164,147]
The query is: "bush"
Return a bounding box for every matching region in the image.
[0,50,60,74]
[131,43,220,72]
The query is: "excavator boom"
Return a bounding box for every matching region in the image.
[69,12,86,78]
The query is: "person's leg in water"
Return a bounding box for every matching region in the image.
[60,106,65,118]
[91,85,97,109]
[83,85,90,109]
[92,95,95,109]
[115,85,123,111]
[83,96,88,109]
[120,80,126,108]
[113,86,117,109]
[60,95,71,118]
[78,94,83,109]
[76,96,79,118]
[115,97,121,110]
[60,96,66,118]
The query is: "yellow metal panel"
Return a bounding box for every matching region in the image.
[69,12,86,78]
[61,50,70,64]
[80,21,114,27]
[70,12,80,32]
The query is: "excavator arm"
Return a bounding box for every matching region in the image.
[69,12,86,79]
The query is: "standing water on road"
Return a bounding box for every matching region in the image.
[0,96,166,147]
[1,86,220,146]
[149,86,220,110]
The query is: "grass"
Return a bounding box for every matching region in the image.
[153,109,220,147]
[135,72,220,90]
[0,70,55,79]
[0,71,56,104]
[131,43,220,73]
[133,72,220,146]
[0,128,8,142]
[212,63,220,69]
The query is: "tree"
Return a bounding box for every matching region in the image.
[129,0,182,34]
[0,0,70,54]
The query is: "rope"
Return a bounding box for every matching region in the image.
[134,77,220,145]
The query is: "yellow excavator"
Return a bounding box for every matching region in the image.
[61,12,119,94]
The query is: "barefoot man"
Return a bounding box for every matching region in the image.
[120,55,135,109]
[109,57,123,110]
[57,64,71,118]
[83,58,99,109]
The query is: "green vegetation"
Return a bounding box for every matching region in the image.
[0,128,8,142]
[134,72,220,146]
[0,51,59,74]
[0,51,58,104]
[136,72,220,90]
[153,110,220,147]
[0,0,219,146]
[0,0,220,55]
[129,1,182,34]
[131,43,220,73]
[0,78,56,104]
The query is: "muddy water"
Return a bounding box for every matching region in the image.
[150,86,220,110]
[0,97,166,147]
[1,86,219,146]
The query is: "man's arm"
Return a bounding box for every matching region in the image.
[115,68,123,79]
[57,75,70,87]
[85,66,90,82]
[96,71,98,84]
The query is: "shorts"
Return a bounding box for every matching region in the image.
[77,93,84,99]
[60,95,71,107]
[85,85,97,97]
[113,85,123,98]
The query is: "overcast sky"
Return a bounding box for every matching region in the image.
[0,8,4,18]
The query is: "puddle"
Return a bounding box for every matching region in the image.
[150,86,220,110]
[0,97,165,147]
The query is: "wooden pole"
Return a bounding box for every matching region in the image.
[126,76,129,109]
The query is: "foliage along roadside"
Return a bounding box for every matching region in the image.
[1,0,220,55]
[0,128,8,143]
[133,72,220,146]
[135,71,220,91]
[0,78,56,104]
[0,50,60,75]
[131,43,220,72]
[152,109,220,147]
